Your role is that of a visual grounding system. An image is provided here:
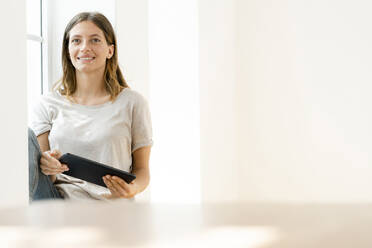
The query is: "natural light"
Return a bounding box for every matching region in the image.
[148,0,200,204]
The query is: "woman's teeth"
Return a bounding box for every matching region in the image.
[78,57,94,60]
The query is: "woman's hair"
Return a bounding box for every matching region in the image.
[55,12,128,101]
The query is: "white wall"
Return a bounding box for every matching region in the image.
[0,0,28,207]
[116,0,150,100]
[199,0,239,202]
[148,0,200,203]
[237,0,372,203]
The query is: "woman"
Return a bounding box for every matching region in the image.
[29,12,153,201]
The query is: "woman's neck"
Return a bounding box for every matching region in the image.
[74,69,108,98]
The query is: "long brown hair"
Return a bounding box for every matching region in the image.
[55,12,128,101]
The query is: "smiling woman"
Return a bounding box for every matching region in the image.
[58,13,127,102]
[28,12,153,202]
[68,22,114,74]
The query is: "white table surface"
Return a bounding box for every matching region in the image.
[0,200,371,247]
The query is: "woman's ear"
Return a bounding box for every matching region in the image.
[107,44,114,59]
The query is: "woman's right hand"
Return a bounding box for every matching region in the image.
[40,150,69,176]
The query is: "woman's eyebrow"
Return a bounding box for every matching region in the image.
[70,34,103,38]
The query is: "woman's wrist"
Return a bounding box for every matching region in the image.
[49,175,57,183]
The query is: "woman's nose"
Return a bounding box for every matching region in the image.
[80,40,91,51]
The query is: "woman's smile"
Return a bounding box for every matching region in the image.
[77,55,96,63]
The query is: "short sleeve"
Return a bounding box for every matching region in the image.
[131,94,153,153]
[29,96,52,137]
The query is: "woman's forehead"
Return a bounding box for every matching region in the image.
[69,21,104,37]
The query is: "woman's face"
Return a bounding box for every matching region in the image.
[68,21,114,74]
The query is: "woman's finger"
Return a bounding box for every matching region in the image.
[109,178,127,197]
[40,167,66,175]
[40,164,67,173]
[103,178,118,195]
[41,151,53,159]
[40,157,49,165]
[47,168,67,174]
[40,168,61,175]
[40,161,62,170]
[41,153,63,169]
[40,156,59,166]
[112,176,131,191]
[50,149,62,159]
[40,163,67,172]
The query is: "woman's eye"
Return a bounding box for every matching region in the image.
[71,39,80,43]
[92,38,100,43]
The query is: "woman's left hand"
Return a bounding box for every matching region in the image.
[102,175,138,199]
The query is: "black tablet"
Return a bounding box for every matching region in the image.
[59,153,136,188]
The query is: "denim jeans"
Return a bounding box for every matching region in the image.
[28,128,63,202]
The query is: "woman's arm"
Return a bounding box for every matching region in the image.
[37,131,59,183]
[103,146,151,198]
[131,146,151,194]
[37,131,50,152]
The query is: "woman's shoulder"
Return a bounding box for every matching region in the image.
[38,89,61,99]
[119,88,149,105]
[36,90,66,107]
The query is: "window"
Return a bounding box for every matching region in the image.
[26,0,45,124]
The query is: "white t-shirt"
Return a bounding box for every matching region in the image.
[30,88,153,201]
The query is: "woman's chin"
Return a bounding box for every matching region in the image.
[75,65,103,74]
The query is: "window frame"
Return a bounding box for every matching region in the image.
[26,0,49,96]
